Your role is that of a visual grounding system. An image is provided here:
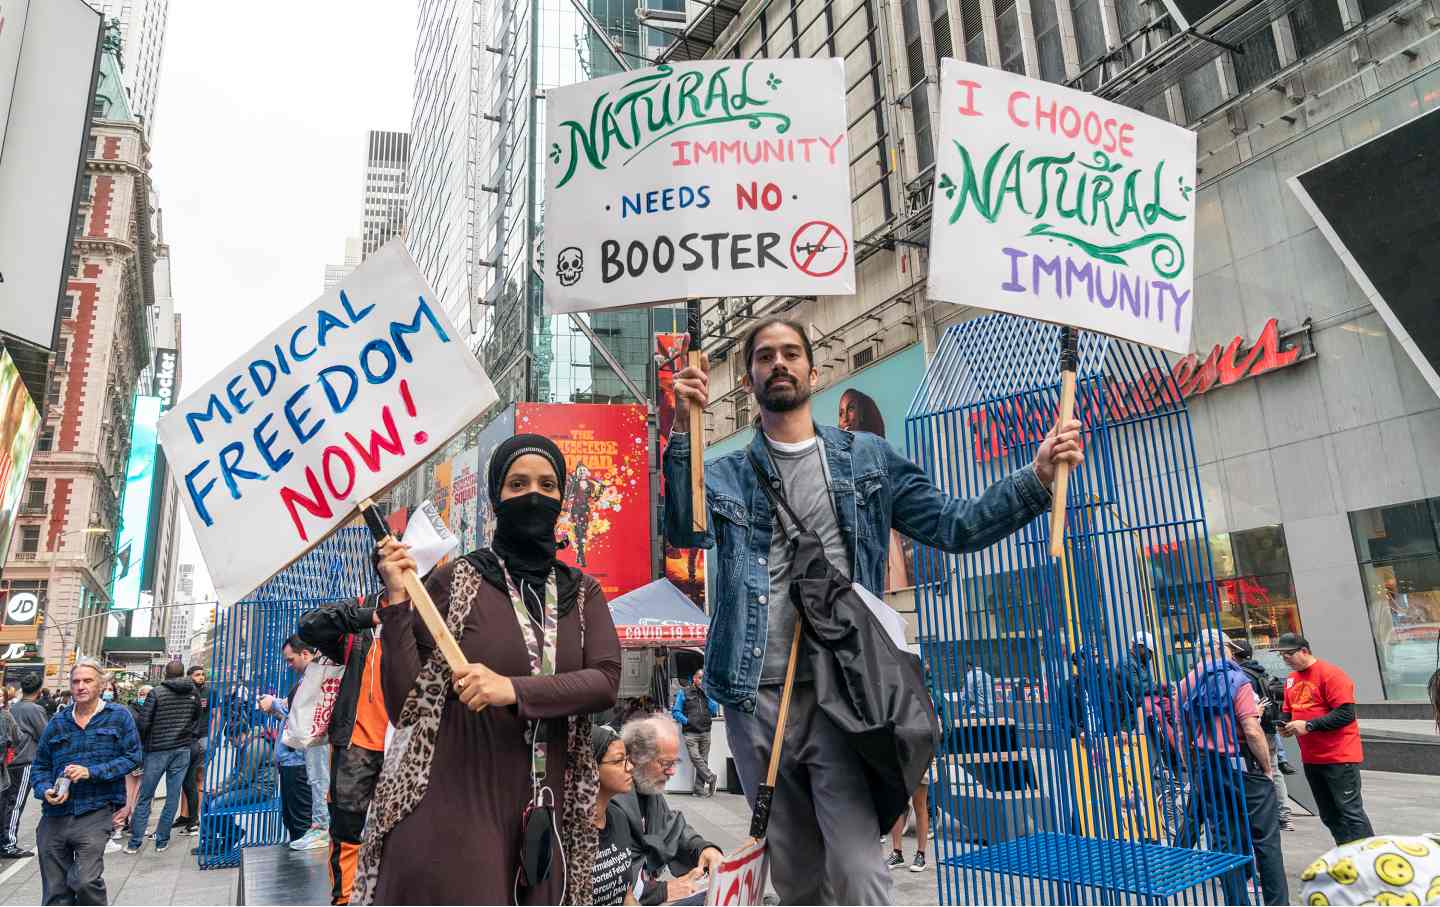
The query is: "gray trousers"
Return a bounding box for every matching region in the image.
[684,731,716,790]
[726,683,892,906]
[38,806,113,906]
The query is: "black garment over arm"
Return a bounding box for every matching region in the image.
[1307,703,1356,733]
[298,600,379,664]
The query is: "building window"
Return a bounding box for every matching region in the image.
[1358,0,1402,19]
[18,526,40,555]
[1070,0,1106,69]
[1349,498,1440,700]
[25,479,45,510]
[901,0,935,171]
[996,0,1025,74]
[1231,26,1281,94]
[1180,59,1226,122]
[38,428,54,453]
[961,0,986,64]
[1033,0,1066,83]
[1290,0,1344,58]
[1149,526,1302,675]
[53,339,68,368]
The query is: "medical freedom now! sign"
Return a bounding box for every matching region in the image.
[927,60,1198,354]
[542,58,856,313]
[158,242,497,606]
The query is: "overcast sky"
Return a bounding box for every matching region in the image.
[151,0,414,608]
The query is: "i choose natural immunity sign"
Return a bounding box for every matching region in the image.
[158,242,496,605]
[542,58,856,314]
[927,60,1198,354]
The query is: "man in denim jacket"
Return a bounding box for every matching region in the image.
[664,317,1083,904]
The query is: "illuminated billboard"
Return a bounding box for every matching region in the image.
[0,346,41,565]
[113,395,161,611]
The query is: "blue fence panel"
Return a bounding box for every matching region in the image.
[196,527,380,869]
[907,315,1256,905]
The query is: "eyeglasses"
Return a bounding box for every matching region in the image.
[655,758,680,771]
[599,756,632,767]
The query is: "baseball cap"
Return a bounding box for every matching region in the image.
[1196,627,1228,652]
[1274,632,1310,653]
[1227,637,1253,659]
[1132,631,1156,651]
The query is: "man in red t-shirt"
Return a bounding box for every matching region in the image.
[1277,633,1374,845]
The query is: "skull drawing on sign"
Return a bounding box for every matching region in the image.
[556,246,583,286]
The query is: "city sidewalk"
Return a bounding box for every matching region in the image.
[2,768,1436,906]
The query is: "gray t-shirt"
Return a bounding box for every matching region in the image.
[759,436,850,685]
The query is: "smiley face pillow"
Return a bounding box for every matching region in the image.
[1300,835,1440,905]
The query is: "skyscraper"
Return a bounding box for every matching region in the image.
[87,0,168,128]
[324,236,364,290]
[411,0,674,408]
[362,130,409,259]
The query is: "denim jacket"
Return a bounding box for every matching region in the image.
[662,424,1052,711]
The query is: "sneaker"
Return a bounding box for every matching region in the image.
[0,847,34,859]
[289,829,329,851]
[1279,761,1297,776]
[172,815,191,828]
[155,840,170,853]
[886,850,905,869]
[910,852,928,873]
[123,843,141,855]
[180,825,199,837]
[1280,818,1296,832]
[707,776,718,797]
[109,827,124,841]
[105,840,124,854]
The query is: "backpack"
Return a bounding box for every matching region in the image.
[1180,660,1251,748]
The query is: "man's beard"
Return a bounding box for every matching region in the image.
[754,372,812,413]
[633,768,667,795]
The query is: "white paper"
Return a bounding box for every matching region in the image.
[927,59,1198,354]
[853,583,909,651]
[158,241,496,605]
[543,59,856,314]
[402,499,460,577]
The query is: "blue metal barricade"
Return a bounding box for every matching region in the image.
[908,315,1256,905]
[196,526,380,869]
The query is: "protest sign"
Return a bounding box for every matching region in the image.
[705,838,770,906]
[158,241,497,605]
[542,59,855,313]
[401,500,460,576]
[927,60,1197,355]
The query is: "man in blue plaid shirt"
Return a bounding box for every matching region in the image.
[31,657,142,905]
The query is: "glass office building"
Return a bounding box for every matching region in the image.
[413,0,679,409]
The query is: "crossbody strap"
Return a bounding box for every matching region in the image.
[747,450,807,540]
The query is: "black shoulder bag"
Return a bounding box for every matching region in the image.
[747,451,941,833]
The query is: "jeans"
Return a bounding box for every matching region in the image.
[38,807,112,905]
[305,744,330,829]
[128,747,191,848]
[1304,762,1374,845]
[1267,734,1290,823]
[684,731,715,792]
[278,763,313,842]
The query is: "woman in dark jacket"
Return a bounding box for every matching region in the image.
[353,435,622,906]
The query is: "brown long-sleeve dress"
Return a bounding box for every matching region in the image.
[371,556,621,905]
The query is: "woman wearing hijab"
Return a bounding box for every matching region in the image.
[353,434,622,906]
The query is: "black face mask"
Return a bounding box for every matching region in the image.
[493,492,563,577]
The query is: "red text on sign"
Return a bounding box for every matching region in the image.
[1006,90,1136,157]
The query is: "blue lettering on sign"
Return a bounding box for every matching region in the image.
[619,185,711,219]
[177,294,457,519]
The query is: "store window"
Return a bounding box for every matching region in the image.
[1349,498,1440,700]
[1147,526,1302,677]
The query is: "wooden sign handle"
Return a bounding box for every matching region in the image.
[1048,327,1080,558]
[360,499,470,674]
[748,615,802,842]
[687,304,707,534]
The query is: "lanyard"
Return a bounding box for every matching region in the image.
[501,565,559,783]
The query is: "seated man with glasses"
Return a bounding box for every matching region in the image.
[617,715,725,887]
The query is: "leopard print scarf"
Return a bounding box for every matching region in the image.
[351,560,600,905]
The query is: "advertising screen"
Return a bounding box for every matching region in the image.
[0,347,41,565]
[113,395,162,611]
[516,403,652,600]
[470,405,517,550]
